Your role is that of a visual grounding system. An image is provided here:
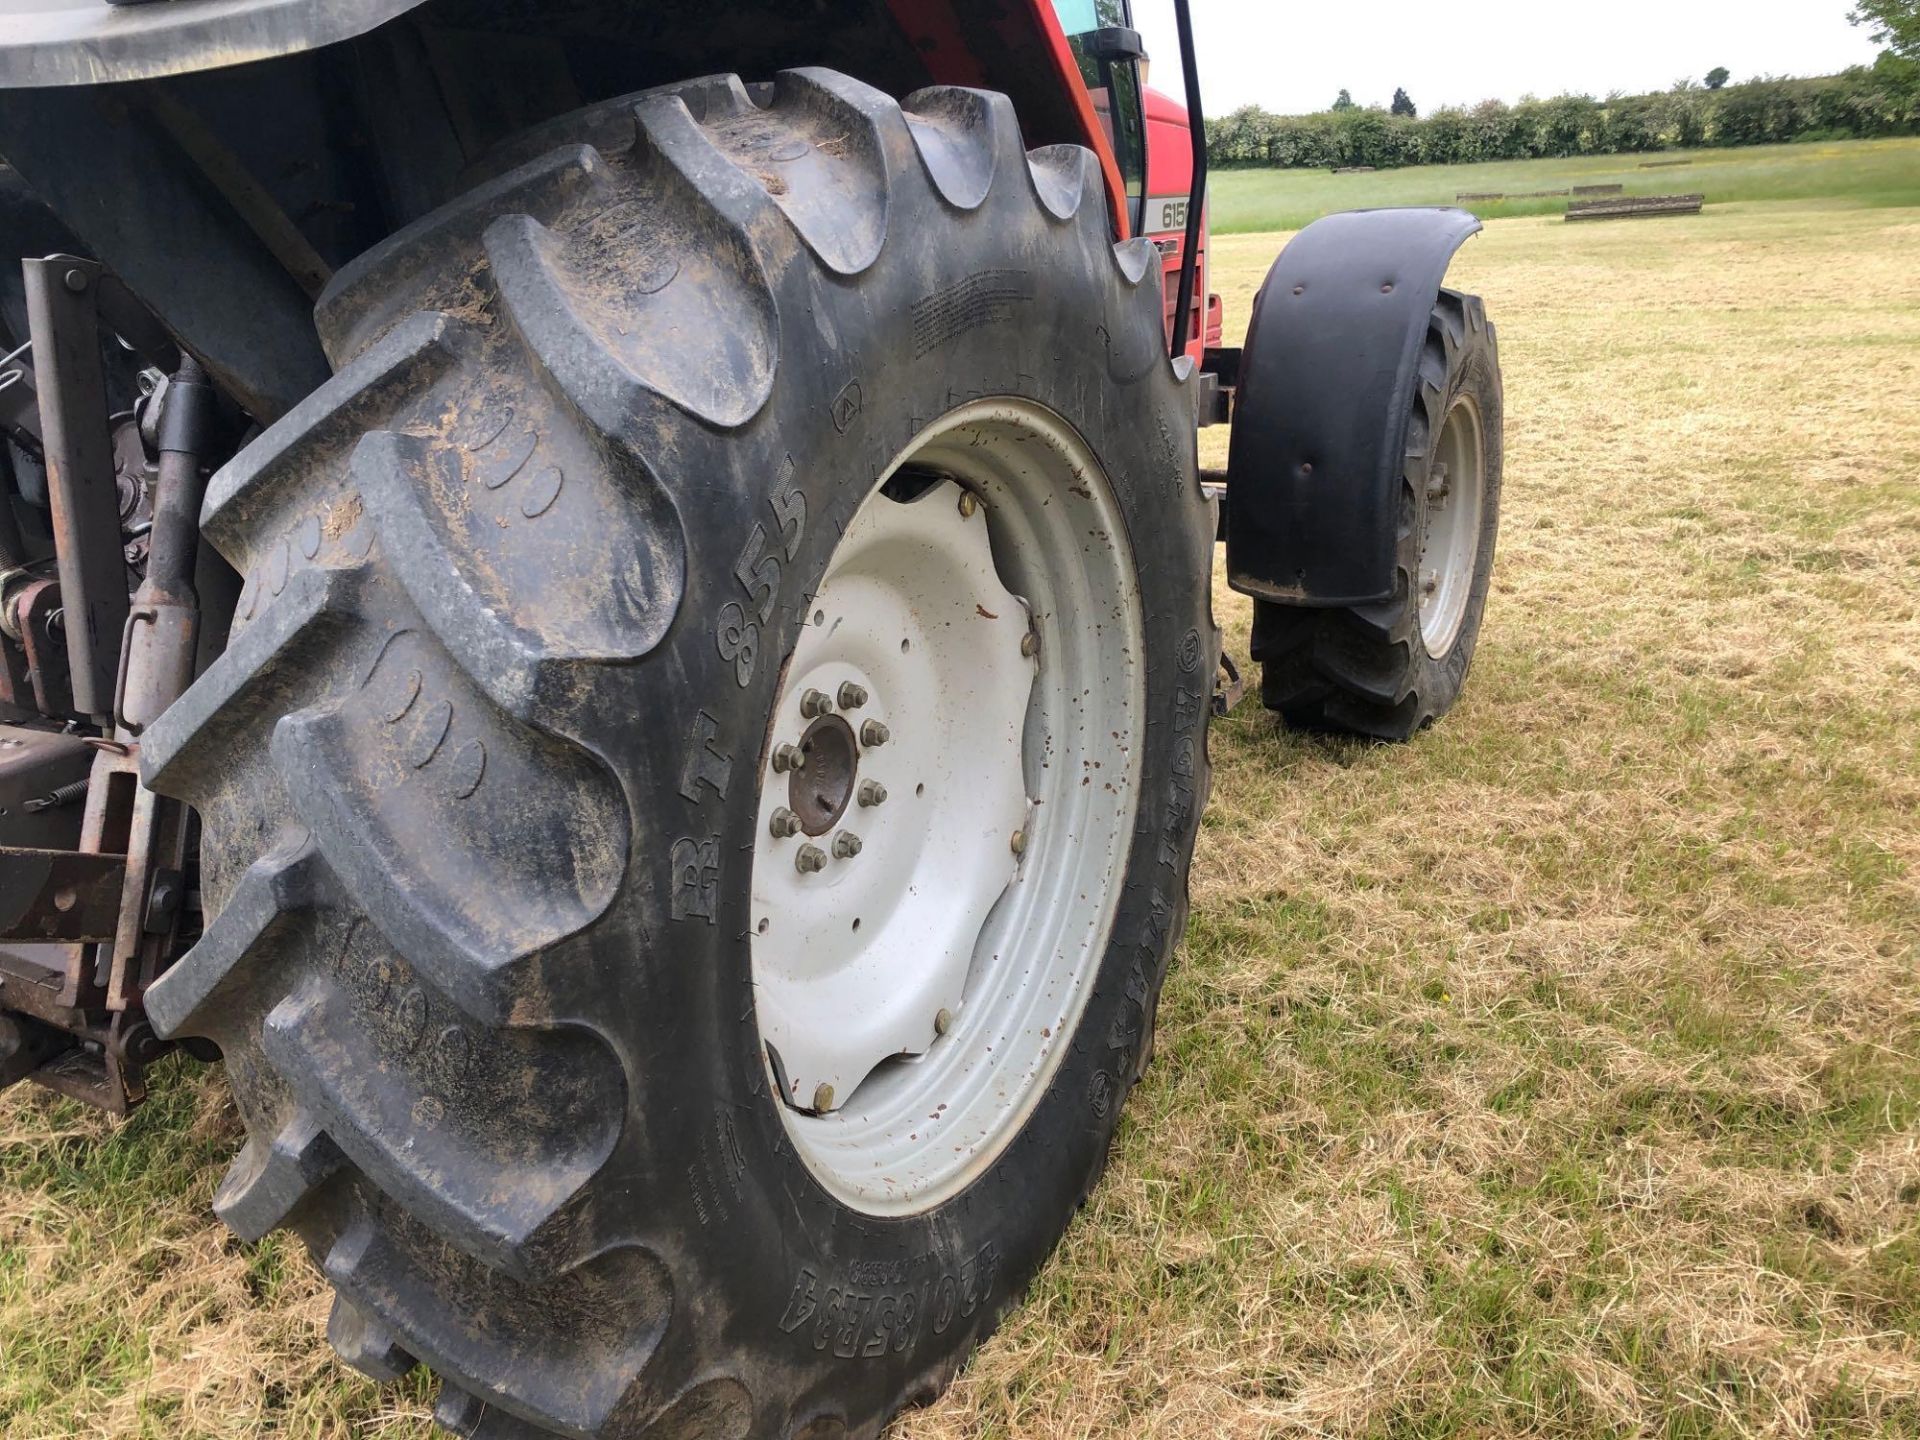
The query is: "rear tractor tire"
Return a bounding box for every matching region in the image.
[141,69,1214,1439]
[1251,288,1503,741]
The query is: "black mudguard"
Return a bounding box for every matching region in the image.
[1224,206,1482,607]
[0,0,424,89]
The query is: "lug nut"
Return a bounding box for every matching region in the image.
[795,843,827,874]
[799,687,833,719]
[837,681,869,710]
[812,1082,835,1113]
[957,491,979,519]
[935,1008,953,1036]
[859,720,889,747]
[773,742,806,773]
[769,806,801,839]
[1011,829,1027,856]
[857,780,887,807]
[832,831,863,859]
[1020,631,1039,659]
[1421,570,1438,598]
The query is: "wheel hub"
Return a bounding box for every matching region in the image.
[1417,391,1486,659]
[753,473,1034,1121]
[748,400,1145,1215]
[790,713,859,836]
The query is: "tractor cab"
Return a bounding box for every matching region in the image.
[1053,0,1220,358]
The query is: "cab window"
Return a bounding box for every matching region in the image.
[1051,0,1147,233]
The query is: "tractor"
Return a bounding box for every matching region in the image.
[0,1,1502,1434]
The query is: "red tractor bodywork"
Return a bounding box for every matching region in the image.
[880,0,1217,362]
[1144,83,1222,362]
[883,0,1134,236]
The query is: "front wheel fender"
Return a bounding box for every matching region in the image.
[1224,206,1482,607]
[0,0,428,89]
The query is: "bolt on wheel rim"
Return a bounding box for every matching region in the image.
[751,400,1144,1215]
[1417,391,1486,659]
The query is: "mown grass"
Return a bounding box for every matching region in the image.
[5,196,1919,1437]
[1212,136,1920,232]
[912,198,1920,1438]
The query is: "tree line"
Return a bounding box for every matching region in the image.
[1206,66,1920,170]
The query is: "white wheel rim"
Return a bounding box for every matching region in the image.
[751,399,1145,1215]
[1418,392,1486,660]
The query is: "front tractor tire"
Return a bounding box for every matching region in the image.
[140,70,1214,1439]
[1251,288,1503,741]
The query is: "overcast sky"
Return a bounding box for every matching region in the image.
[1130,0,1885,116]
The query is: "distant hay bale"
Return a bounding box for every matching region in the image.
[1566,193,1704,221]
[1459,188,1577,203]
[1573,183,1625,196]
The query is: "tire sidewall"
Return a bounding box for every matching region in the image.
[587,183,1210,1421]
[1411,321,1504,705]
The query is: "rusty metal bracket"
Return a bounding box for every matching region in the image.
[142,90,334,301]
[0,1010,67,1088]
[22,256,130,722]
[0,724,91,850]
[0,983,158,1115]
[104,763,190,1013]
[0,291,215,1114]
[117,355,216,736]
[0,846,127,943]
[12,576,71,716]
[31,1010,161,1115]
[1212,651,1246,718]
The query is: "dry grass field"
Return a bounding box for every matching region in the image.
[4,196,1918,1437]
[1209,138,1920,232]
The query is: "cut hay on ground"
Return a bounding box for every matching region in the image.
[5,200,1918,1438]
